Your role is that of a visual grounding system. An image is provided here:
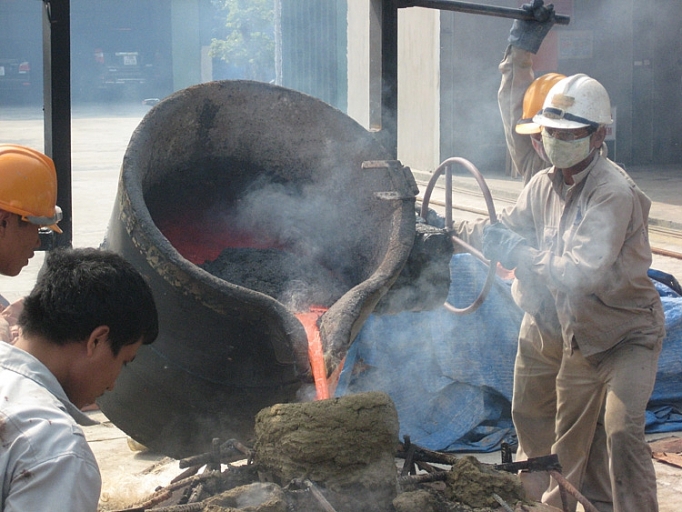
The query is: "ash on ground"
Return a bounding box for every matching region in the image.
[200,247,349,310]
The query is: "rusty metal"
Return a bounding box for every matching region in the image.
[398,471,449,486]
[492,493,515,512]
[135,504,203,512]
[400,436,417,477]
[179,439,253,469]
[112,488,173,512]
[398,0,570,25]
[127,470,223,512]
[500,442,512,464]
[288,479,338,512]
[494,454,561,473]
[415,460,438,473]
[419,157,499,314]
[186,483,205,504]
[170,465,201,485]
[397,442,459,466]
[548,469,600,512]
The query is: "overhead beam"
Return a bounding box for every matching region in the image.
[377,0,570,159]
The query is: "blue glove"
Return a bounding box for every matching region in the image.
[483,223,528,270]
[508,0,556,54]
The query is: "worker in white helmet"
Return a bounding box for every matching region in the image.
[483,74,665,512]
[494,3,613,507]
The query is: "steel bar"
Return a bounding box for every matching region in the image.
[302,479,338,512]
[398,0,570,25]
[494,454,561,473]
[397,443,459,466]
[549,470,600,512]
[492,493,515,512]
[398,471,449,486]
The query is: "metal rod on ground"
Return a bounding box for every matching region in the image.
[171,465,202,484]
[398,471,449,486]
[136,504,204,512]
[302,479,338,512]
[401,435,417,477]
[397,443,459,466]
[548,470,600,512]
[492,493,515,512]
[398,0,570,24]
[114,470,222,512]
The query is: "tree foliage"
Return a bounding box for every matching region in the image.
[210,0,275,82]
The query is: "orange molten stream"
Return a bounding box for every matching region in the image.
[295,306,344,400]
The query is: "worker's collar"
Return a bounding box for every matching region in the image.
[0,342,99,426]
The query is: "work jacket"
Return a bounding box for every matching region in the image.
[502,153,665,357]
[0,342,101,512]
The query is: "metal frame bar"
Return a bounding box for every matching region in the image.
[377,0,570,159]
[42,0,72,249]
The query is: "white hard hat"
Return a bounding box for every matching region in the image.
[533,74,613,130]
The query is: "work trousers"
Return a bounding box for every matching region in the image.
[543,326,664,512]
[512,313,612,508]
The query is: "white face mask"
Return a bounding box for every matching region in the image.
[531,136,550,163]
[541,132,593,169]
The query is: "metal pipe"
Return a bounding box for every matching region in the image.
[398,0,570,25]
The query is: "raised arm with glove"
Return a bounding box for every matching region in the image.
[508,0,556,54]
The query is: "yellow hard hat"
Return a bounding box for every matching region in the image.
[0,144,62,233]
[515,72,566,135]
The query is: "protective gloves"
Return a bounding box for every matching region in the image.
[483,222,529,270]
[508,0,556,54]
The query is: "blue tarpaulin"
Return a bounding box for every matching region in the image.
[336,253,682,452]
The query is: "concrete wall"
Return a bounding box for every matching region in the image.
[171,0,202,91]
[347,2,440,173]
[397,8,440,172]
[347,1,375,130]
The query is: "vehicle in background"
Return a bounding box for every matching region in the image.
[93,49,155,101]
[0,57,32,103]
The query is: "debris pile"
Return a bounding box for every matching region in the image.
[107,392,563,512]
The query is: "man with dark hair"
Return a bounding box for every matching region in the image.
[0,248,159,511]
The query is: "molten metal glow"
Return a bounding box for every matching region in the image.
[296,306,331,400]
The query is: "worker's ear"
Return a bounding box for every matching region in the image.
[591,125,607,150]
[0,210,12,232]
[85,325,111,357]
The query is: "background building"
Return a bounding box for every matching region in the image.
[1,0,680,174]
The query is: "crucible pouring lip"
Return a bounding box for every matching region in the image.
[98,79,417,458]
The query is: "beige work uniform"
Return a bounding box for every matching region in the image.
[503,154,665,512]
[497,45,545,184]
[496,45,612,507]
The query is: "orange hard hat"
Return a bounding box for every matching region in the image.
[515,72,566,135]
[0,144,62,233]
